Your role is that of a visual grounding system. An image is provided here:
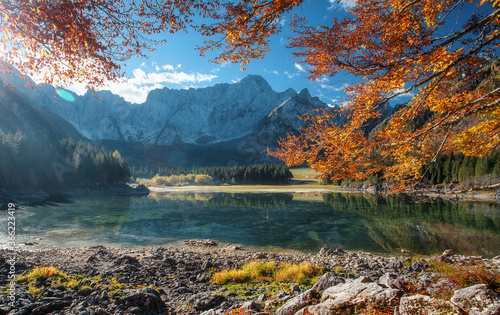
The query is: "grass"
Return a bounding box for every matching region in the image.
[211,260,324,299]
[9,266,153,300]
[212,260,323,286]
[290,168,322,184]
[428,260,500,294]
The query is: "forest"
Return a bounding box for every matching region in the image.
[133,163,293,185]
[0,133,130,190]
[322,149,500,188]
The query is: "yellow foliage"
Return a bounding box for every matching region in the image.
[211,260,323,286]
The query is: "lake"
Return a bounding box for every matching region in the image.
[1,192,499,258]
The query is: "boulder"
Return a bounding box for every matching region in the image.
[300,276,401,315]
[398,294,464,314]
[450,284,500,315]
[442,249,454,257]
[188,293,225,310]
[275,289,318,315]
[121,288,167,313]
[311,272,345,292]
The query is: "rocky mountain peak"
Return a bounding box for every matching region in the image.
[4,72,329,147]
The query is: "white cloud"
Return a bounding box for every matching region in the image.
[319,82,349,92]
[294,63,307,72]
[328,0,356,11]
[161,64,175,71]
[264,69,279,75]
[284,71,298,79]
[62,67,217,104]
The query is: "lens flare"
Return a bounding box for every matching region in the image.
[55,88,75,102]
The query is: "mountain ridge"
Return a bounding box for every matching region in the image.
[5,72,330,147]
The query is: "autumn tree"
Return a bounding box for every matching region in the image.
[0,0,220,89]
[198,0,500,190]
[1,0,499,190]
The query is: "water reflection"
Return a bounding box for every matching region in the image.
[0,192,498,257]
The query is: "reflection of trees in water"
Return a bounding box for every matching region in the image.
[137,192,294,210]
[16,195,134,241]
[322,193,500,256]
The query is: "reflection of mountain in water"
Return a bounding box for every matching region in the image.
[13,195,133,245]
[121,193,385,252]
[322,193,500,257]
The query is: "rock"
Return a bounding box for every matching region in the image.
[443,249,454,257]
[301,276,397,314]
[410,260,425,273]
[184,239,218,247]
[334,248,346,255]
[114,254,141,266]
[317,245,334,256]
[176,286,192,294]
[399,295,464,314]
[311,272,345,292]
[121,288,167,313]
[30,300,72,314]
[189,293,225,310]
[378,272,405,290]
[387,259,403,270]
[450,284,500,315]
[241,300,263,312]
[275,289,318,315]
[290,284,301,294]
[431,255,453,263]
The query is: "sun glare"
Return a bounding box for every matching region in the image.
[56,88,75,102]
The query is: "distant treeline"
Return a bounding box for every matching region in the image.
[132,163,293,185]
[0,132,130,190]
[321,149,500,188]
[422,150,500,186]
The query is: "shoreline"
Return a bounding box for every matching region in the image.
[1,183,498,208]
[1,242,499,314]
[147,184,499,202]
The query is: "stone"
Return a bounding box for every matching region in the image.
[451,284,500,315]
[241,300,263,312]
[442,249,454,257]
[30,300,72,314]
[317,245,334,256]
[410,260,425,273]
[387,259,403,270]
[378,272,405,290]
[121,288,167,313]
[299,276,397,315]
[399,295,463,315]
[275,289,318,315]
[311,272,345,292]
[189,293,225,310]
[114,255,141,267]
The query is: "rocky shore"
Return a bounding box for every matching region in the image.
[1,241,499,315]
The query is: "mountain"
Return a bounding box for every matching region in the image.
[3,71,395,168]
[0,80,84,146]
[7,73,326,145]
[3,72,340,166]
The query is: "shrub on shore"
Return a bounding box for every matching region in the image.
[137,174,214,187]
[211,260,323,286]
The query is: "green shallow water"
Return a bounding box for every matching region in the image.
[1,192,499,257]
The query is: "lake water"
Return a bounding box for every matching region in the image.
[1,192,499,258]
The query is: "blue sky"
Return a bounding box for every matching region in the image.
[62,0,492,107]
[63,0,358,106]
